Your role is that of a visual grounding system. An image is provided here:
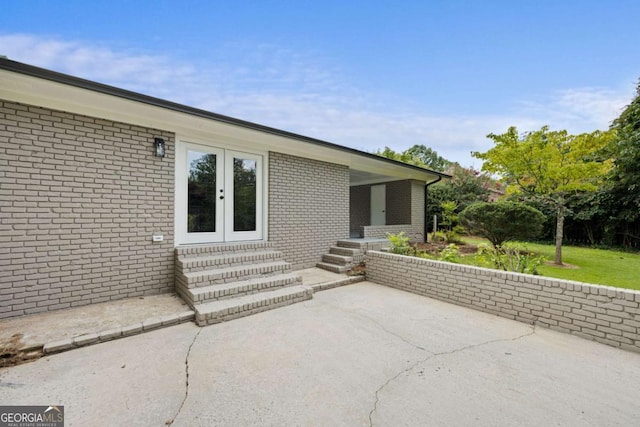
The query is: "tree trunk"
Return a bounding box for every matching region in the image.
[554,198,565,265]
[584,223,594,246]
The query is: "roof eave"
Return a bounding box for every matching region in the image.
[0,58,451,181]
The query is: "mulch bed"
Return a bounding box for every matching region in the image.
[413,241,478,255]
[346,241,480,277]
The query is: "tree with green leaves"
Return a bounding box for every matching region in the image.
[376,146,425,167]
[404,144,452,172]
[377,145,502,235]
[445,163,498,208]
[426,163,499,232]
[606,80,640,247]
[474,126,615,265]
[376,144,450,172]
[459,201,545,248]
[439,200,463,243]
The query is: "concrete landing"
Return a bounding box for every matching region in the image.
[298,267,365,291]
[0,294,194,359]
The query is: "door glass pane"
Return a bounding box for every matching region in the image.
[188,151,217,233]
[233,157,257,232]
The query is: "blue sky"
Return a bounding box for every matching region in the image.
[2,0,639,167]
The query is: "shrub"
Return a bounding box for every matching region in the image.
[387,232,413,255]
[475,242,545,275]
[444,225,466,244]
[415,250,434,259]
[459,201,546,248]
[432,231,446,243]
[439,244,460,262]
[439,201,463,243]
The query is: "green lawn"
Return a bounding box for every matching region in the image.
[460,237,640,291]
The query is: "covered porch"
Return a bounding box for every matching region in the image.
[348,166,446,241]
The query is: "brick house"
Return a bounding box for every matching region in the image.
[0,59,448,324]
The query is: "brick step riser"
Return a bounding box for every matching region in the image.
[177,251,283,274]
[175,273,301,307]
[315,262,350,274]
[329,247,363,257]
[336,240,365,249]
[188,276,302,305]
[178,266,292,289]
[337,240,389,252]
[195,289,312,326]
[322,254,353,266]
[175,242,274,258]
[352,254,366,263]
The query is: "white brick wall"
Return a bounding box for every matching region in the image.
[0,101,175,319]
[410,180,425,237]
[362,224,422,239]
[367,251,640,353]
[268,152,349,269]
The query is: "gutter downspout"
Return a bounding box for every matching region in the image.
[424,176,443,241]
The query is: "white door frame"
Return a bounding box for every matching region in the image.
[175,140,265,245]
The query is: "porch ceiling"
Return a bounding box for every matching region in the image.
[349,159,446,185]
[349,169,399,186]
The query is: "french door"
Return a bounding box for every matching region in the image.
[177,142,263,243]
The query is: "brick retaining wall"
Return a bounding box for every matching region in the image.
[367,251,640,353]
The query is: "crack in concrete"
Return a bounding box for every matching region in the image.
[357,312,431,352]
[368,325,536,426]
[314,300,431,352]
[166,328,202,426]
[313,297,538,426]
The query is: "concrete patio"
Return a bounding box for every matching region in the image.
[1,281,639,426]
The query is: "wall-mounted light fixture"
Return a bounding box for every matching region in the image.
[154,137,166,158]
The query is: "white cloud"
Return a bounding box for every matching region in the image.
[0,34,631,167]
[516,87,630,133]
[0,34,194,91]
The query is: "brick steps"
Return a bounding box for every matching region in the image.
[315,262,350,274]
[185,273,302,305]
[316,240,366,273]
[175,243,308,326]
[333,240,364,249]
[308,275,366,292]
[175,241,274,257]
[182,261,292,288]
[328,246,361,257]
[322,253,353,266]
[195,285,313,326]
[177,250,283,273]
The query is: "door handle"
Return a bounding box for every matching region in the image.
[219,196,224,200]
